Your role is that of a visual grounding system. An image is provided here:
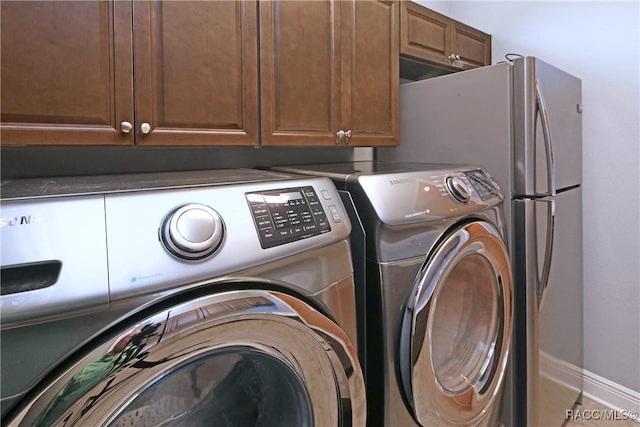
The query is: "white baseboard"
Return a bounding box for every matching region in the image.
[540,351,640,421]
[540,351,583,395]
[583,369,640,419]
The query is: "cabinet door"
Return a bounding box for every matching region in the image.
[0,1,134,146]
[260,0,342,146]
[343,0,399,146]
[133,0,258,146]
[400,1,452,67]
[452,20,491,70]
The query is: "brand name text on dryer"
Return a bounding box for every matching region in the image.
[389,179,411,185]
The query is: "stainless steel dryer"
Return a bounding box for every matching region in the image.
[1,169,366,426]
[271,162,513,427]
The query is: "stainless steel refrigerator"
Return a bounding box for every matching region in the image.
[378,56,583,427]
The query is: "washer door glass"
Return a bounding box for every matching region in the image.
[110,347,313,427]
[401,220,512,426]
[14,290,366,427]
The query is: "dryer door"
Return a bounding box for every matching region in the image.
[400,220,512,426]
[8,290,366,427]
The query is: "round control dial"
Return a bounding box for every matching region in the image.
[160,204,224,260]
[446,176,472,203]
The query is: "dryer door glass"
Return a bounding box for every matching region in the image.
[401,220,512,426]
[431,253,499,395]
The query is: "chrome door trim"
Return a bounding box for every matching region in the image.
[535,80,557,197]
[8,290,366,427]
[536,198,556,310]
[400,220,513,426]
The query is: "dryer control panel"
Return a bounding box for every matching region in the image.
[356,166,504,225]
[246,186,331,249]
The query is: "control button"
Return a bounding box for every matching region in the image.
[318,215,331,231]
[260,227,274,239]
[446,176,472,203]
[161,204,224,260]
[251,205,268,216]
[321,190,332,200]
[328,205,342,223]
[256,217,272,228]
[277,229,291,237]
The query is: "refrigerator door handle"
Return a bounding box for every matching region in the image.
[536,80,557,197]
[537,198,556,310]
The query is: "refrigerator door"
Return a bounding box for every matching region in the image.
[513,57,582,196]
[538,187,583,426]
[514,187,583,426]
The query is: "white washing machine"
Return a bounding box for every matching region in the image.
[271,162,513,427]
[1,169,366,426]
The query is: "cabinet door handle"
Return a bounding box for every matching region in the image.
[120,121,133,134]
[336,130,345,145]
[140,122,152,135]
[456,54,461,60]
[345,130,352,144]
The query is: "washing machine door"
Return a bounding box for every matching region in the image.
[400,220,512,426]
[8,290,366,427]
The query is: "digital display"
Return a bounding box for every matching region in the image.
[246,186,331,248]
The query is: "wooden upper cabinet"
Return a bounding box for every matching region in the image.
[400,1,490,71]
[0,1,134,146]
[259,1,341,146]
[1,0,258,146]
[345,0,399,146]
[134,1,258,146]
[260,0,399,147]
[400,2,452,66]
[452,20,492,70]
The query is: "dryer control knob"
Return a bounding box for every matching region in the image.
[446,176,472,203]
[160,204,224,260]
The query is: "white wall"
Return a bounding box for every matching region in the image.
[421,0,640,394]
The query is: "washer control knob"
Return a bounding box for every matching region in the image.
[161,204,224,260]
[446,176,472,203]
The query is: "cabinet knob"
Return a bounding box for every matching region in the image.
[120,121,133,134]
[140,122,152,135]
[336,130,345,145]
[344,130,352,144]
[456,54,461,60]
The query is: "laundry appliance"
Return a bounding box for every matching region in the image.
[271,161,513,427]
[379,55,583,427]
[1,169,366,426]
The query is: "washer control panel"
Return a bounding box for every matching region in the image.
[1,171,352,323]
[246,186,331,248]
